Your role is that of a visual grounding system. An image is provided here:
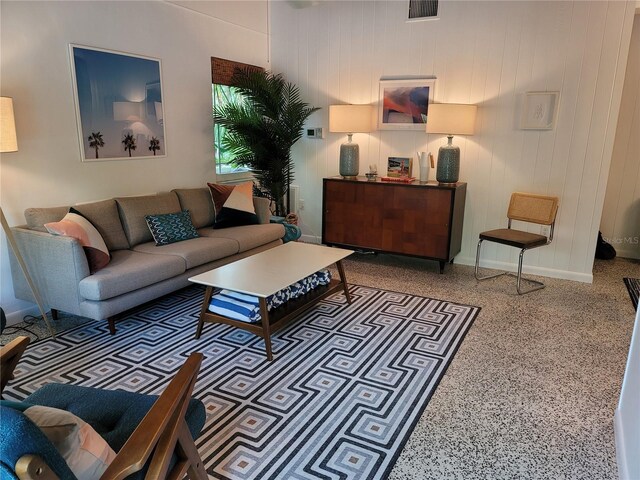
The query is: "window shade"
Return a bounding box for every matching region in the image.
[211,57,263,86]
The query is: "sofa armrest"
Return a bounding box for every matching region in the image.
[253,197,272,225]
[8,227,90,317]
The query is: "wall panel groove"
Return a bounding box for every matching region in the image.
[270,0,635,280]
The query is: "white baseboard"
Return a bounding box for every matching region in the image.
[616,247,640,260]
[615,408,629,480]
[455,256,593,283]
[294,242,593,283]
[5,304,40,327]
[300,234,321,244]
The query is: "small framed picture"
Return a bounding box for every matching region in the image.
[379,78,436,130]
[521,91,560,130]
[387,157,413,178]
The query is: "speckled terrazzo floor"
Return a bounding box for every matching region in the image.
[2,256,637,479]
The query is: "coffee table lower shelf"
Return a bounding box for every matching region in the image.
[194,277,352,361]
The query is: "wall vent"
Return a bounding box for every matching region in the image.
[408,0,438,19]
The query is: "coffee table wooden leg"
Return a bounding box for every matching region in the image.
[259,298,273,361]
[195,286,213,339]
[335,260,352,304]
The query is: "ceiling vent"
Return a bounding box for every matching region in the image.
[408,0,439,19]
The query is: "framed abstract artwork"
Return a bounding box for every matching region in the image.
[521,91,560,130]
[69,45,166,162]
[378,78,436,130]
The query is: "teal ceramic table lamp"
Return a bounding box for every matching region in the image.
[329,104,373,178]
[427,103,477,183]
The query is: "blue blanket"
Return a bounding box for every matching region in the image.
[208,270,332,323]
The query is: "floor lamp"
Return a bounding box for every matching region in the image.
[1,96,55,338]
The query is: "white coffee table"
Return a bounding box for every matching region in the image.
[188,242,353,360]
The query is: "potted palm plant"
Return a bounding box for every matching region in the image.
[213,68,319,216]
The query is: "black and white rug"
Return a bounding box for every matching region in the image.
[4,285,479,479]
[623,277,639,310]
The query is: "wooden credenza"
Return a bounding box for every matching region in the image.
[322,177,466,273]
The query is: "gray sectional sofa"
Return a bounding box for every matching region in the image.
[9,187,285,333]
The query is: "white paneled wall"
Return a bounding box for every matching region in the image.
[270,0,636,282]
[601,14,640,260]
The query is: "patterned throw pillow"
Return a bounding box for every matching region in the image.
[207,181,259,229]
[145,210,199,246]
[1,400,116,480]
[44,208,110,274]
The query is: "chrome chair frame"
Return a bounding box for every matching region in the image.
[475,193,558,295]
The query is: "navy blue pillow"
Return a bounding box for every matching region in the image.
[145,210,199,246]
[213,208,260,229]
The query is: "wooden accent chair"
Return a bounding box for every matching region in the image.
[1,336,30,395]
[0,353,208,480]
[475,192,559,294]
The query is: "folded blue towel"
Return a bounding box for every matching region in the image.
[208,270,331,323]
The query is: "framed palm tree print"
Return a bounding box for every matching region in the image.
[69,45,166,161]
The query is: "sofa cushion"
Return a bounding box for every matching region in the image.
[145,211,199,246]
[25,384,205,459]
[198,223,285,253]
[78,249,185,301]
[253,197,271,225]
[207,183,234,218]
[25,206,69,232]
[1,401,116,479]
[173,188,215,228]
[115,193,181,246]
[132,237,239,270]
[73,199,130,251]
[45,209,111,274]
[211,182,260,229]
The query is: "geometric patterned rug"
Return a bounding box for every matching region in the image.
[3,284,480,479]
[623,277,639,310]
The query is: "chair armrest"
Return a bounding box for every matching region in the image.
[101,353,206,480]
[8,227,90,317]
[253,197,272,225]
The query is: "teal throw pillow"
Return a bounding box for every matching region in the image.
[145,210,199,246]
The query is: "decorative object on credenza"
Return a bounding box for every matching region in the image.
[378,78,436,130]
[380,176,416,183]
[0,97,56,338]
[365,164,378,181]
[521,91,560,130]
[387,156,413,178]
[69,45,166,161]
[329,104,373,178]
[427,103,477,184]
[417,151,430,183]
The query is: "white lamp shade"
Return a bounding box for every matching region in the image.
[113,101,143,121]
[0,97,18,152]
[329,105,373,133]
[426,103,477,136]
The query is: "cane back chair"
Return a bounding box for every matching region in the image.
[475,192,559,294]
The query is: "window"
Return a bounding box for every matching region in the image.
[211,57,263,176]
[212,84,248,175]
